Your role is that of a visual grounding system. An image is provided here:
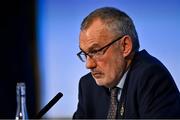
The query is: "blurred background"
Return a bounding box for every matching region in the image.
[1,0,180,119]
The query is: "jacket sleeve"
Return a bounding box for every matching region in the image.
[73,77,86,119]
[138,64,180,118]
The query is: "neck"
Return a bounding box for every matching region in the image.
[125,51,136,71]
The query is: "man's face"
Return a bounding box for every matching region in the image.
[79,19,127,88]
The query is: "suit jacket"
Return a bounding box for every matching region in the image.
[73,49,180,119]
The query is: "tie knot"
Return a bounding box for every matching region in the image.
[110,87,119,98]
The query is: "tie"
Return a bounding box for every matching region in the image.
[107,87,119,119]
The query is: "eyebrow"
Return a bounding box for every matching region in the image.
[80,43,101,53]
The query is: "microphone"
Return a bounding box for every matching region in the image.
[36,92,63,119]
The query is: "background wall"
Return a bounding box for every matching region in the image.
[36,0,180,118]
[0,0,36,118]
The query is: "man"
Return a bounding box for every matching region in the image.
[73,7,180,119]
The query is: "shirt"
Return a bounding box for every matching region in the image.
[116,70,129,101]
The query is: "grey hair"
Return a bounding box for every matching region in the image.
[81,7,140,51]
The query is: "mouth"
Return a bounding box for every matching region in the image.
[91,71,103,79]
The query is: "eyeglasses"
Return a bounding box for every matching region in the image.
[77,35,124,62]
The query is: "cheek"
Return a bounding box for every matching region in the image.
[105,53,125,78]
[100,54,122,74]
[97,47,125,75]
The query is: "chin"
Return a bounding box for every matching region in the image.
[95,79,111,88]
[95,80,103,86]
[94,78,105,86]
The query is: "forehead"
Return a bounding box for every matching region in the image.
[79,19,114,51]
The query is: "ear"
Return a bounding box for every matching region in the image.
[121,35,133,58]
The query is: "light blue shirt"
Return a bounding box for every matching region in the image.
[116,70,129,101]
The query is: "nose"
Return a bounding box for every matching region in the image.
[86,56,96,69]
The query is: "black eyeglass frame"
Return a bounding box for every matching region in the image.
[77,35,125,62]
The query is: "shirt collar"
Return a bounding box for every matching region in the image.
[117,69,129,89]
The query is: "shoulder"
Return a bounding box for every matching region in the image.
[127,49,178,94]
[127,50,180,118]
[130,49,173,79]
[128,50,179,97]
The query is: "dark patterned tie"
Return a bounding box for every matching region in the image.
[107,87,119,119]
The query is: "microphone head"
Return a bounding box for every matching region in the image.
[55,92,63,101]
[36,92,63,119]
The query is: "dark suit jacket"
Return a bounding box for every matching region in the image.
[73,50,180,119]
